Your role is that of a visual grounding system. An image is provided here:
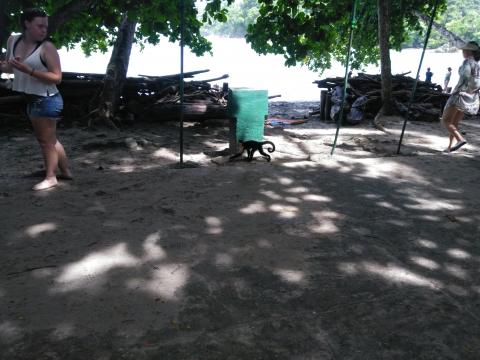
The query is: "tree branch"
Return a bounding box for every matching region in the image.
[415,11,465,47]
[48,0,99,35]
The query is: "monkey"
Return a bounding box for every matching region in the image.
[229,140,275,162]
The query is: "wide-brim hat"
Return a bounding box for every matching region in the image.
[459,41,480,51]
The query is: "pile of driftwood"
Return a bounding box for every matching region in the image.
[0,69,229,124]
[314,73,450,123]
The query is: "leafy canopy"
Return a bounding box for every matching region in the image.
[244,0,447,71]
[1,0,234,56]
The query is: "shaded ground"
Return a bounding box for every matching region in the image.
[1,104,479,359]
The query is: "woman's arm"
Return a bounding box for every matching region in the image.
[453,61,471,92]
[1,36,14,73]
[8,41,62,84]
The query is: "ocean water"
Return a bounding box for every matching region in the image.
[58,36,464,101]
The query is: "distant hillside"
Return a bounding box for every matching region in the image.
[201,0,258,38]
[405,0,480,48]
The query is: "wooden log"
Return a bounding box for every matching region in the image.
[149,103,228,121]
[192,74,229,83]
[324,92,332,121]
[319,90,327,120]
[138,69,210,80]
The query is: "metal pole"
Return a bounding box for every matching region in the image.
[331,0,359,156]
[179,0,185,164]
[397,0,440,154]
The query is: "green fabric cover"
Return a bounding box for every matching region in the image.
[227,88,268,142]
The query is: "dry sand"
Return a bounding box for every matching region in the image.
[1,103,479,359]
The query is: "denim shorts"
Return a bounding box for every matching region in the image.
[26,92,63,119]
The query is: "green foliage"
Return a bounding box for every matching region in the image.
[1,0,235,56]
[245,0,447,72]
[202,0,260,37]
[405,0,480,48]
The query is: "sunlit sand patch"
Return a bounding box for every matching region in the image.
[259,190,283,200]
[445,264,468,280]
[447,248,471,260]
[405,197,463,211]
[302,194,331,202]
[152,148,178,161]
[410,256,440,270]
[417,215,442,221]
[281,161,317,168]
[274,268,306,284]
[309,219,338,234]
[337,262,359,275]
[362,262,442,289]
[339,260,443,290]
[416,239,438,249]
[142,232,167,262]
[205,216,223,235]
[377,201,402,211]
[361,193,382,199]
[127,264,189,300]
[25,222,57,239]
[53,243,140,293]
[240,201,267,214]
[278,177,294,185]
[309,211,343,234]
[270,204,298,219]
[286,186,309,194]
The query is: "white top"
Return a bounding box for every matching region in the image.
[454,57,480,94]
[8,35,59,97]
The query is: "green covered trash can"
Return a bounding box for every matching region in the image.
[227,88,268,146]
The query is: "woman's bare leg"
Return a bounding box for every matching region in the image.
[448,133,454,150]
[453,111,465,138]
[442,106,456,150]
[55,140,72,178]
[31,117,59,190]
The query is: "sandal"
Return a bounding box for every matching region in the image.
[450,140,467,152]
[33,179,58,191]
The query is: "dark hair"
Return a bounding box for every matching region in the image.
[20,8,47,31]
[474,50,480,62]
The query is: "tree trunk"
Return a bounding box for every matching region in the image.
[415,11,465,47]
[95,14,136,126]
[377,0,393,115]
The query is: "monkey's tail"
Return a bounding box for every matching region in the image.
[263,141,275,153]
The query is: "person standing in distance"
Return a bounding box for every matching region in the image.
[425,67,433,83]
[0,8,72,190]
[443,67,452,93]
